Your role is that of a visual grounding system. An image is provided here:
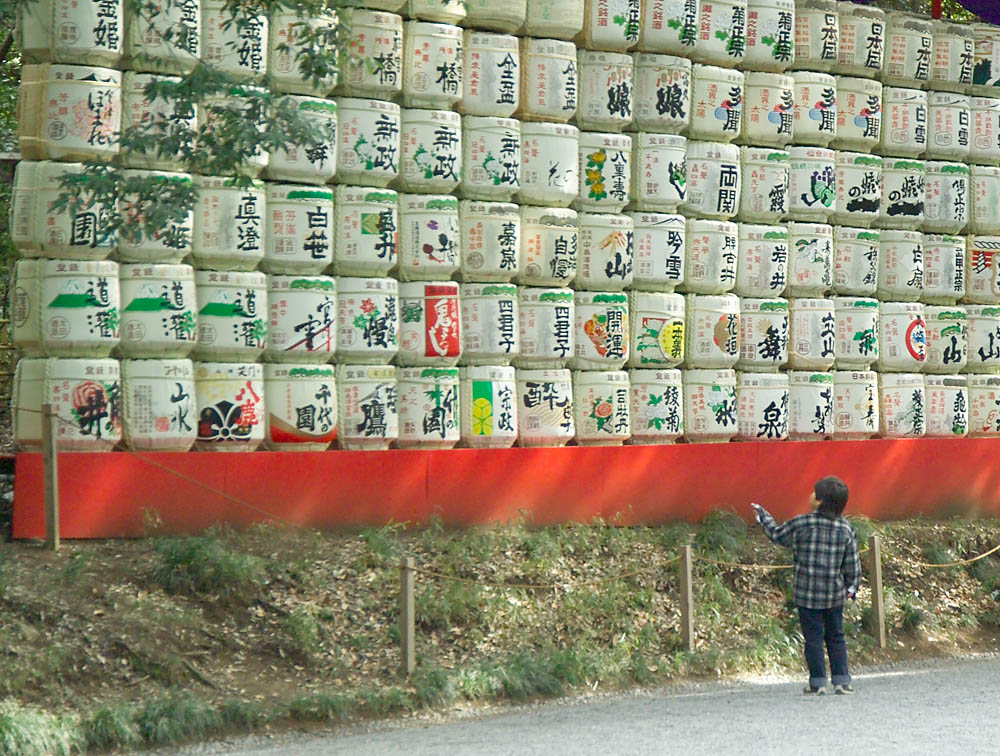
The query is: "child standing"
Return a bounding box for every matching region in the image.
[751,476,862,696]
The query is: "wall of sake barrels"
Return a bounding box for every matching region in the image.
[10,0,1000,456]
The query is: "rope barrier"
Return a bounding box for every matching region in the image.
[893,542,1000,569]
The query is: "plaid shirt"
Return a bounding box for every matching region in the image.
[758,509,862,609]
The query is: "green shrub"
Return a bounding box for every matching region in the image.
[83,705,141,751]
[135,694,221,745]
[150,532,266,603]
[0,702,81,756]
[695,511,748,556]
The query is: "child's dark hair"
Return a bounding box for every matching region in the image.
[815,476,849,518]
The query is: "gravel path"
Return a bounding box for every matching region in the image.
[158,655,999,755]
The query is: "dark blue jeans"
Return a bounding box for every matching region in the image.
[797,605,851,689]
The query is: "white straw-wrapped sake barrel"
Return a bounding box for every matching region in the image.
[332,187,397,277]
[30,162,116,260]
[831,369,879,440]
[465,0,525,33]
[335,364,398,449]
[743,0,795,72]
[787,146,835,222]
[576,213,634,290]
[682,141,741,221]
[515,287,574,368]
[397,194,460,281]
[460,32,520,118]
[740,72,794,148]
[262,185,333,275]
[515,368,575,446]
[459,365,518,448]
[335,277,399,364]
[201,1,267,79]
[833,227,879,297]
[123,0,197,73]
[26,358,123,451]
[265,275,336,364]
[458,201,520,282]
[879,159,925,231]
[966,305,1000,374]
[736,371,789,441]
[396,367,460,448]
[932,20,975,94]
[877,229,923,302]
[684,292,740,369]
[787,297,835,370]
[683,219,738,294]
[880,87,928,158]
[921,234,965,305]
[574,370,631,445]
[402,21,463,109]
[120,72,197,171]
[193,361,264,451]
[518,207,578,287]
[517,37,579,123]
[737,298,788,372]
[628,368,683,444]
[193,270,267,362]
[459,283,519,365]
[882,12,933,89]
[11,360,52,449]
[577,50,634,132]
[518,123,580,207]
[971,97,1000,166]
[968,374,1000,436]
[196,86,269,177]
[879,372,925,439]
[580,0,641,53]
[262,363,338,450]
[736,224,789,298]
[835,2,884,76]
[39,259,120,357]
[923,162,969,236]
[794,0,839,71]
[971,166,1000,236]
[692,0,747,66]
[461,116,521,200]
[119,263,197,358]
[786,222,833,297]
[688,64,744,143]
[926,93,970,162]
[10,260,42,355]
[335,97,400,187]
[21,0,124,67]
[630,212,686,291]
[681,367,738,442]
[571,291,630,369]
[121,358,197,451]
[118,170,193,264]
[397,281,461,366]
[525,0,584,39]
[964,236,1000,305]
[923,306,967,375]
[628,291,685,368]
[738,147,789,224]
[787,370,833,440]
[877,301,927,373]
[338,9,403,99]
[833,296,879,370]
[398,108,462,194]
[790,71,837,147]
[576,131,632,213]
[631,133,687,212]
[832,152,881,228]
[832,76,882,153]
[632,53,691,134]
[269,10,338,96]
[638,1,699,55]
[191,176,265,271]
[924,374,968,438]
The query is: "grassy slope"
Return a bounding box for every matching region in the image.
[2,514,1000,754]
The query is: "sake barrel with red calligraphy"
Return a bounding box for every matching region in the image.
[923,306,967,375]
[743,0,795,73]
[787,297,835,370]
[627,367,683,444]
[787,370,834,440]
[262,184,334,275]
[739,72,794,148]
[515,287,575,368]
[191,176,266,271]
[923,162,969,236]
[965,305,1000,374]
[736,371,789,441]
[264,275,337,364]
[629,212,686,291]
[21,0,124,68]
[688,64,744,143]
[335,364,398,449]
[571,291,630,369]
[738,147,789,224]
[576,212,634,291]
[833,296,879,370]
[964,236,1000,305]
[794,0,839,72]
[574,370,631,446]
[790,71,837,148]
[517,37,579,123]
[119,263,197,358]
[682,219,738,294]
[40,259,120,358]
[736,298,788,372]
[576,131,632,213]
[331,187,398,277]
[880,87,927,159]
[831,369,879,440]
[397,194,460,281]
[877,229,923,302]
[924,374,969,438]
[832,76,882,154]
[397,367,460,449]
[403,21,463,110]
[201,1,268,80]
[876,301,927,373]
[121,358,197,451]
[681,140,741,221]
[925,92,970,163]
[627,290,685,368]
[337,9,403,99]
[882,12,933,90]
[921,234,966,305]
[832,226,879,297]
[268,10,338,96]
[631,133,687,213]
[786,222,833,298]
[632,52,691,134]
[878,372,925,439]
[736,224,789,298]
[683,292,740,369]
[681,367,737,442]
[38,358,122,451]
[193,270,268,362]
[460,32,520,118]
[459,365,518,448]
[193,361,265,451]
[517,207,579,287]
[262,363,338,450]
[932,21,975,94]
[335,97,401,187]
[967,374,1000,437]
[692,0,747,67]
[970,97,1000,166]
[459,283,519,365]
[458,201,521,282]
[638,1,699,57]
[397,281,462,367]
[580,0,641,53]
[834,3,884,78]
[515,368,575,446]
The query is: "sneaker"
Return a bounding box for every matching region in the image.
[803,686,826,696]
[834,684,855,695]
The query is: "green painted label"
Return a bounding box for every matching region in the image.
[856,231,880,241]
[852,156,883,167]
[287,189,334,201]
[889,160,925,171]
[808,374,834,383]
[478,285,518,296]
[759,302,789,312]
[288,367,335,378]
[289,279,335,291]
[590,293,628,304]
[765,151,790,162]
[938,164,970,175]
[363,191,397,203]
[417,368,460,378]
[537,292,574,303]
[763,231,789,240]
[425,198,459,211]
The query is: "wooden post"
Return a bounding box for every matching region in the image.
[399,557,415,676]
[41,403,60,551]
[679,545,695,653]
[866,535,886,649]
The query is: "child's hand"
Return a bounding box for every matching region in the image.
[846,586,857,601]
[750,502,764,523]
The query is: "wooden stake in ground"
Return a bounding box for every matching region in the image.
[679,545,695,652]
[866,535,886,649]
[400,557,416,676]
[42,403,60,551]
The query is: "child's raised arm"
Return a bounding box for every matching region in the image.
[751,503,796,547]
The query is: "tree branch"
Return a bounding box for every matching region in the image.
[0,32,12,68]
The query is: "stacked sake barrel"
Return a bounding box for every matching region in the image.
[9,1,1000,454]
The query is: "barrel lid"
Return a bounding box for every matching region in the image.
[195,361,263,379]
[335,185,398,203]
[122,358,194,379]
[263,364,336,379]
[516,368,571,381]
[267,276,336,292]
[633,52,691,69]
[521,288,574,303]
[520,206,578,224]
[459,365,515,381]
